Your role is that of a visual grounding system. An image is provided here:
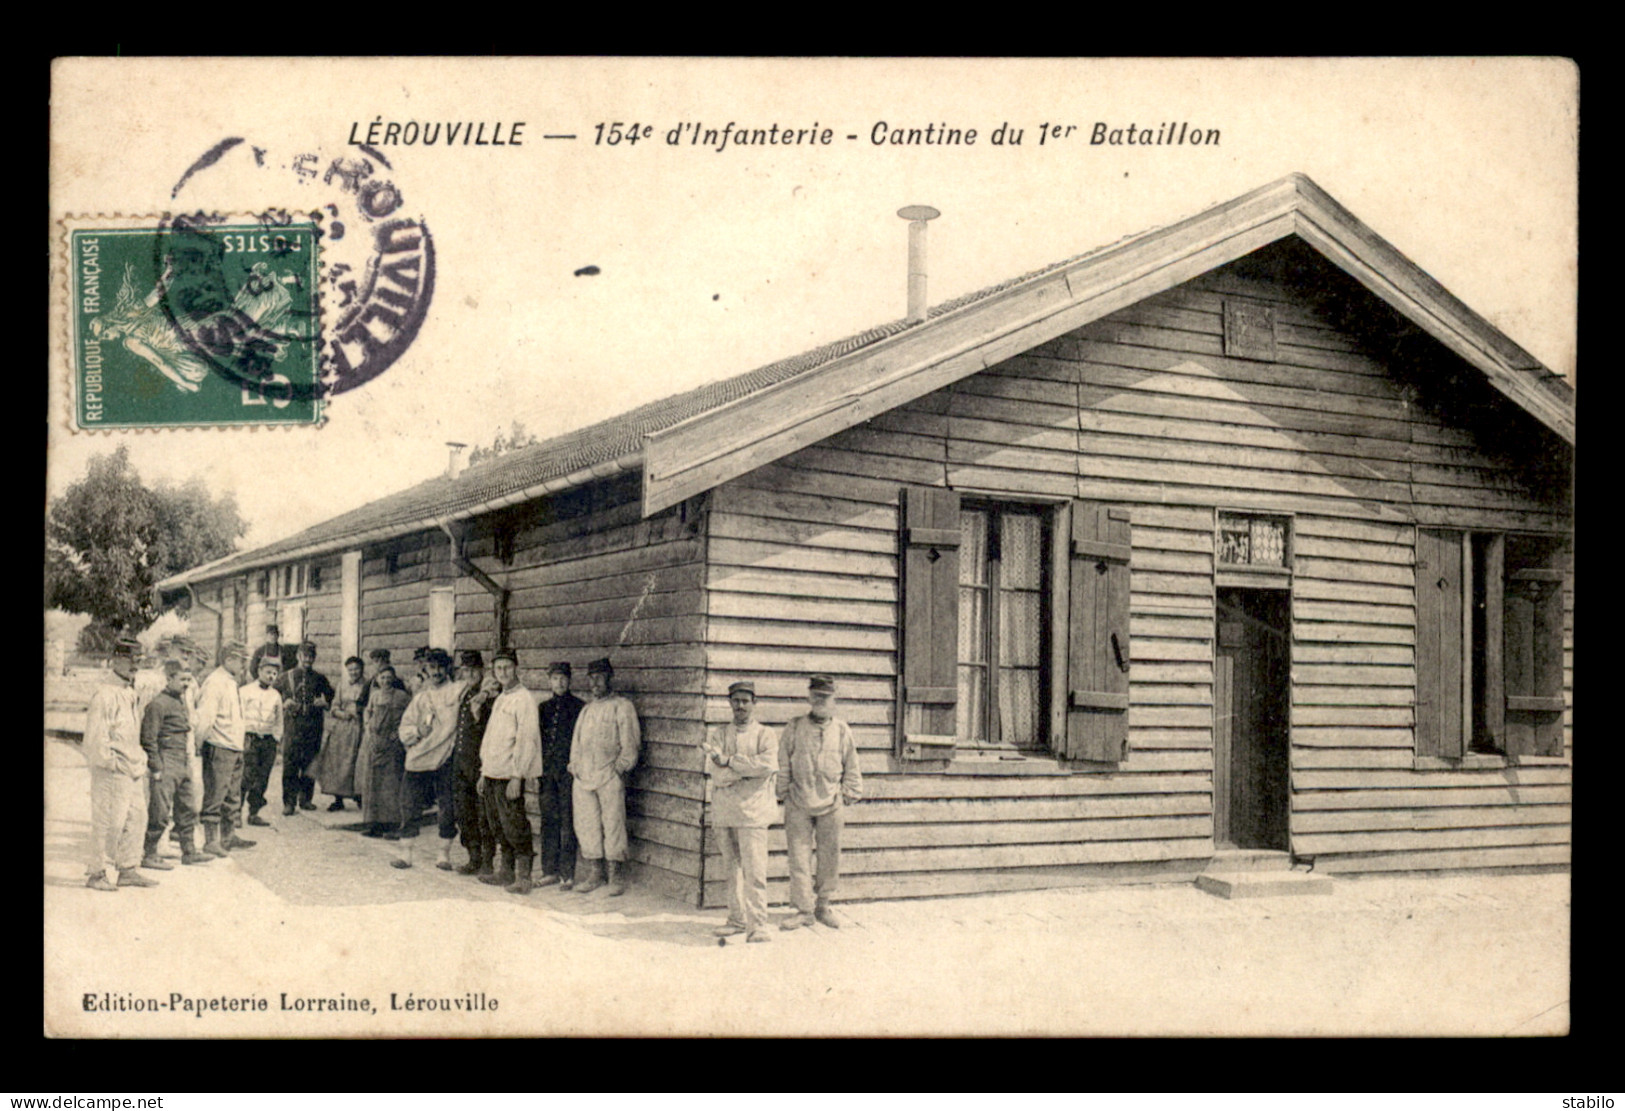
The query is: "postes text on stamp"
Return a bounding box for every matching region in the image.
[65,213,323,429]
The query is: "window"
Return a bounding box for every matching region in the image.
[957,504,1050,750]
[899,486,1131,763]
[1417,529,1566,760]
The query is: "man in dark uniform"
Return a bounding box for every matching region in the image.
[139,661,212,868]
[537,661,584,889]
[452,649,496,876]
[277,641,334,815]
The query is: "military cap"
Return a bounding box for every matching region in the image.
[297,640,317,656]
[222,641,249,661]
[265,624,280,635]
[162,658,185,677]
[587,657,613,676]
[412,646,430,662]
[425,647,454,668]
[491,647,519,665]
[111,634,142,657]
[547,661,572,677]
[808,675,836,694]
[727,680,756,698]
[366,648,392,663]
[257,654,283,670]
[458,649,485,668]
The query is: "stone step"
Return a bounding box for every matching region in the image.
[1205,849,1294,872]
[1195,871,1334,899]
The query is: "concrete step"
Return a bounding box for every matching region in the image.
[1205,849,1294,872]
[1195,871,1334,899]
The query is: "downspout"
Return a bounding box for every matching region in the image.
[185,583,224,663]
[436,519,511,647]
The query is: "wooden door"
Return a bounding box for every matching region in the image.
[1214,589,1291,851]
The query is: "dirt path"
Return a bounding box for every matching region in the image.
[43,738,1568,1037]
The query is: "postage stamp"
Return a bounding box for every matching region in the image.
[63,212,323,429]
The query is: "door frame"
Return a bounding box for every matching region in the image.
[1213,587,1293,852]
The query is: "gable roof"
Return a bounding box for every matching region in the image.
[159,173,1573,590]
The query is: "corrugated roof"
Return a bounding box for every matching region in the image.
[159,230,1136,587]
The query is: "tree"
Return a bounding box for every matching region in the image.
[46,446,247,633]
[467,420,539,466]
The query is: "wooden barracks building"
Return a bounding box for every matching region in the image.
[158,175,1574,905]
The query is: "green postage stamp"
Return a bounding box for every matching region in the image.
[63,213,323,429]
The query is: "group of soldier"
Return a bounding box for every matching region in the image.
[80,623,864,943]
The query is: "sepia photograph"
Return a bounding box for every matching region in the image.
[45,57,1575,1038]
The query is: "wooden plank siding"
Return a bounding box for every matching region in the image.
[696,250,1570,904]
[452,483,711,903]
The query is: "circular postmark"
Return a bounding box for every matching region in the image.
[169,138,435,399]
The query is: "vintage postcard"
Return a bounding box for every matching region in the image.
[45,57,1575,1038]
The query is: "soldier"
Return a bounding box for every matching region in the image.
[139,660,211,869]
[777,675,863,931]
[277,642,335,816]
[477,649,543,895]
[568,658,640,897]
[392,648,464,869]
[238,654,285,827]
[451,649,497,876]
[704,680,779,943]
[194,641,255,858]
[249,623,297,677]
[537,661,583,889]
[84,635,156,892]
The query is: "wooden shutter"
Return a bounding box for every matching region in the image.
[1504,567,1566,758]
[1415,529,1466,759]
[900,486,961,759]
[1065,501,1131,762]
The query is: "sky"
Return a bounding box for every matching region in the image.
[49,57,1577,553]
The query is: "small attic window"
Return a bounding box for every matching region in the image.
[1223,299,1278,362]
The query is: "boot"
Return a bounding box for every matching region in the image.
[248,808,271,827]
[391,841,416,869]
[179,829,212,865]
[327,798,347,812]
[476,849,495,878]
[456,844,484,876]
[605,860,627,897]
[117,869,159,887]
[435,835,456,872]
[506,856,534,896]
[201,824,229,859]
[224,815,257,850]
[480,851,515,886]
[573,858,605,895]
[140,833,174,870]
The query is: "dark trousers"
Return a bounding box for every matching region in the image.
[242,733,279,814]
[454,762,494,861]
[482,777,533,864]
[539,773,576,879]
[399,761,456,840]
[281,732,321,809]
[145,748,198,852]
[199,742,243,834]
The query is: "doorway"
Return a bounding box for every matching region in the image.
[1213,588,1291,851]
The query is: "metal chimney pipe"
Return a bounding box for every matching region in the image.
[897,205,941,323]
[446,442,468,479]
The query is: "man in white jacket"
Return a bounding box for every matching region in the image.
[704,681,779,943]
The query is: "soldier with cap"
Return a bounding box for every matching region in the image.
[536,661,584,889]
[451,649,497,876]
[406,645,431,694]
[477,648,544,894]
[392,647,465,869]
[777,675,863,930]
[139,659,211,869]
[277,641,335,816]
[704,680,779,942]
[249,624,297,678]
[84,635,157,891]
[194,641,256,858]
[238,652,285,827]
[568,657,641,896]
